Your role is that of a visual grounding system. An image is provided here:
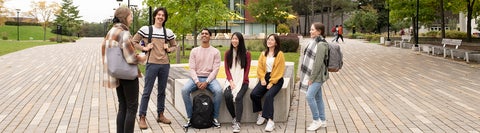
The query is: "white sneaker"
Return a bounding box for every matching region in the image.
[264,119,274,132]
[256,114,265,125]
[232,121,241,133]
[321,120,327,127]
[307,120,322,131]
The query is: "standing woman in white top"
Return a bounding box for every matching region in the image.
[223,32,251,133]
[250,34,285,132]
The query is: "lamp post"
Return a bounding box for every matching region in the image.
[16,9,20,41]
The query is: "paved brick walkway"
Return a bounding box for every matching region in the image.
[0,37,479,133]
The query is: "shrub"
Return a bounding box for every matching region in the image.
[425,31,439,37]
[445,30,467,39]
[278,34,299,52]
[363,34,381,42]
[347,33,364,39]
[62,37,70,42]
[49,37,56,42]
[277,23,290,34]
[246,39,264,52]
[1,32,7,40]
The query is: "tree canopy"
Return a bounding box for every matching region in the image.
[246,0,292,34]
[51,0,82,36]
[145,0,231,47]
[28,1,60,41]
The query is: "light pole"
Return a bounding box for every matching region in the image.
[16,9,20,41]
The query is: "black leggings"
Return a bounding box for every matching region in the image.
[116,78,139,133]
[224,83,248,122]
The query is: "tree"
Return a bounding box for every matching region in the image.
[388,0,437,41]
[52,0,82,36]
[146,0,231,47]
[0,0,8,26]
[28,1,60,41]
[344,5,378,33]
[448,0,478,42]
[79,22,104,37]
[246,0,292,35]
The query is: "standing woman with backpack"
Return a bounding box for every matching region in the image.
[131,7,177,129]
[301,22,329,131]
[223,32,251,133]
[250,34,285,132]
[101,6,146,133]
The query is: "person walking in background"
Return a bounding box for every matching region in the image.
[132,7,177,129]
[101,6,146,133]
[182,28,222,128]
[301,22,330,131]
[250,34,285,132]
[223,32,251,133]
[331,25,338,42]
[335,25,344,43]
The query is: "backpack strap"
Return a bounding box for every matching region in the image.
[324,43,330,75]
[146,25,153,64]
[163,25,170,63]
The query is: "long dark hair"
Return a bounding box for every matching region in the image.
[153,7,168,26]
[264,34,281,57]
[226,32,247,69]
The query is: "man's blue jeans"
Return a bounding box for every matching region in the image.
[306,82,326,121]
[181,77,222,119]
[138,64,169,116]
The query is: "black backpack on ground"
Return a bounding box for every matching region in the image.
[190,93,214,129]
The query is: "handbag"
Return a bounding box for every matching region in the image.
[106,34,138,80]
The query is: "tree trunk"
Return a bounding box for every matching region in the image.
[440,0,445,38]
[466,0,475,42]
[193,20,198,47]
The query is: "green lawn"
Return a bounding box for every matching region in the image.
[0,40,59,56]
[0,25,57,41]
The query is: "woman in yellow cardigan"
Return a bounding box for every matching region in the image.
[250,34,285,132]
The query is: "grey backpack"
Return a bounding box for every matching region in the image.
[325,42,343,72]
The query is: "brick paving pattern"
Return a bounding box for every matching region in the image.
[0,37,479,132]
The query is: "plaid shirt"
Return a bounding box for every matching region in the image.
[101,23,142,88]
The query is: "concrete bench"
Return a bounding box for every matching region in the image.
[418,39,480,62]
[394,35,412,48]
[167,61,295,123]
[173,78,291,123]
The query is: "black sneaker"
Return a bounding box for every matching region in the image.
[213,118,221,128]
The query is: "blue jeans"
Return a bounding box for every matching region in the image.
[306,82,325,121]
[139,64,170,116]
[181,77,222,119]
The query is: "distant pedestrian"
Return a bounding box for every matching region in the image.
[101,6,146,133]
[250,34,285,132]
[301,22,329,131]
[223,32,251,133]
[331,25,338,42]
[335,25,344,43]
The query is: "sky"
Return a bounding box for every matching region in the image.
[4,0,145,23]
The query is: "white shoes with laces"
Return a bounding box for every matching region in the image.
[264,119,275,132]
[307,120,327,131]
[256,114,265,125]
